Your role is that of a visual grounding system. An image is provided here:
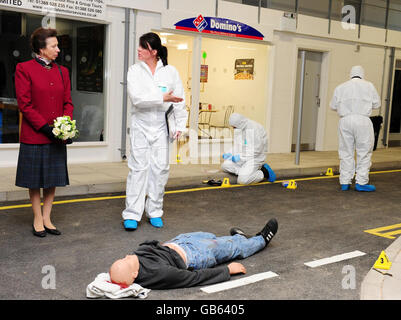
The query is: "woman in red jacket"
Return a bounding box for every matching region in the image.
[15,27,74,237]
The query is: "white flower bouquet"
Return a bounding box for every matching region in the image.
[52,116,79,140]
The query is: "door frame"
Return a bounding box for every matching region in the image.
[291,44,331,152]
[388,61,401,147]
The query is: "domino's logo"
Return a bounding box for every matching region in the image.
[193,14,208,32]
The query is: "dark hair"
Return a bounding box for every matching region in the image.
[139,32,168,66]
[30,27,58,54]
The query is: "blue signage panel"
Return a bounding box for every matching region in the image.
[175,15,264,40]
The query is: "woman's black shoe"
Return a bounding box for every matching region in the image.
[44,226,61,235]
[32,225,46,237]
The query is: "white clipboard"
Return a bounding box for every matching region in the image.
[165,104,176,140]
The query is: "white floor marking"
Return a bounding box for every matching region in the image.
[304,250,366,268]
[200,271,279,294]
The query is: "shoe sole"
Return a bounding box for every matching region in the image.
[263,164,276,182]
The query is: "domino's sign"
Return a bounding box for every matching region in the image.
[175,15,264,40]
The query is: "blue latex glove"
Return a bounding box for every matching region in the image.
[232,154,241,163]
[222,153,232,160]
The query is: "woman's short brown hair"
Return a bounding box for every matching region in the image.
[30,27,58,54]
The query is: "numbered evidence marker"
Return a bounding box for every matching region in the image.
[221,177,231,187]
[282,180,297,189]
[373,251,392,270]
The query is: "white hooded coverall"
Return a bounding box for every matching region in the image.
[221,113,268,185]
[122,60,187,221]
[330,66,381,185]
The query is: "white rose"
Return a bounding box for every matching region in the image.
[52,128,61,136]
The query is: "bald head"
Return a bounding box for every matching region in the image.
[109,255,139,286]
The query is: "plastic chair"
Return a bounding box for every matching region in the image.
[198,104,212,138]
[209,105,234,138]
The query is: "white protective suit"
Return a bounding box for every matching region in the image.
[330,66,381,185]
[122,59,187,221]
[221,113,268,184]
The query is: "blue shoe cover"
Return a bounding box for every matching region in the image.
[150,217,163,228]
[341,184,350,191]
[263,164,276,182]
[355,184,376,192]
[124,219,138,230]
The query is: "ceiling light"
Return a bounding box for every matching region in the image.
[177,43,188,50]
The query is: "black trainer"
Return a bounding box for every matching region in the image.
[230,227,251,238]
[257,218,278,245]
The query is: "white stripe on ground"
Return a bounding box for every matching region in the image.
[200,271,279,294]
[304,250,366,268]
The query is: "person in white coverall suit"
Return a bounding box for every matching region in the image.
[122,32,187,230]
[221,113,276,185]
[330,65,381,192]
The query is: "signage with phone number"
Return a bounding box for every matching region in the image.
[0,0,106,20]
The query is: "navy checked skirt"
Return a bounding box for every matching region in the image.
[15,143,69,189]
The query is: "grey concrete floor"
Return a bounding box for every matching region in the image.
[0,170,399,303]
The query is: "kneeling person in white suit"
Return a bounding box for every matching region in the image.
[221,113,276,185]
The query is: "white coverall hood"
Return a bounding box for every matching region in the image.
[229,113,248,130]
[350,65,365,79]
[330,65,380,186]
[222,113,268,185]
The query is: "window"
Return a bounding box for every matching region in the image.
[389,0,401,31]
[298,0,330,19]
[0,10,106,144]
[264,0,296,12]
[241,0,260,7]
[330,0,362,23]
[361,0,387,29]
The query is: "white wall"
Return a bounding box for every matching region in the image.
[199,37,269,127]
[268,31,390,153]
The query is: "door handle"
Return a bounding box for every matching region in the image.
[316,74,321,107]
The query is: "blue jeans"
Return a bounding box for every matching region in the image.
[166,232,266,270]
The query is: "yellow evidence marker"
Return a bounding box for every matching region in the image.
[282,180,297,189]
[222,178,231,187]
[373,251,392,270]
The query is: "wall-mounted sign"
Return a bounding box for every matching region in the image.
[0,0,106,21]
[200,64,208,83]
[234,59,254,80]
[175,15,264,40]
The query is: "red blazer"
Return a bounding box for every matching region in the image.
[15,59,74,144]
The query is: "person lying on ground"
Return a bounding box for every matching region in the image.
[108,218,278,289]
